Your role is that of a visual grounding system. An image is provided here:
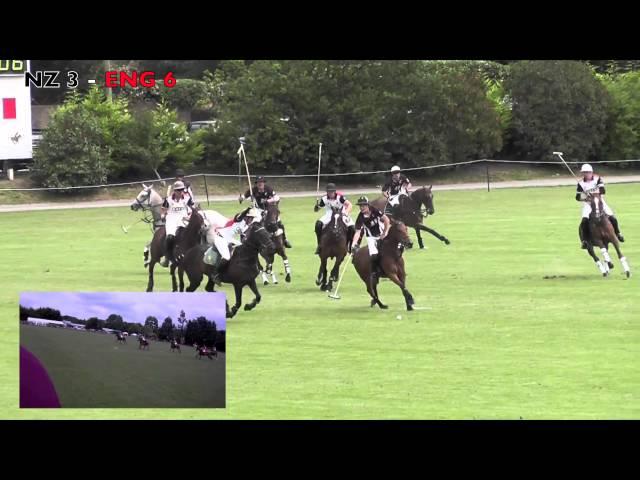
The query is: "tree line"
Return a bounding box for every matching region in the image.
[19,305,225,350]
[32,60,640,190]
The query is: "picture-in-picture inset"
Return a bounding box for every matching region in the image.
[20,292,226,408]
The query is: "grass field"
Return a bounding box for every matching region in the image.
[1,183,638,419]
[20,324,225,408]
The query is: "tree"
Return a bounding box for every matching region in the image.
[105,314,125,331]
[199,60,502,175]
[176,310,187,342]
[504,60,612,161]
[597,71,640,163]
[158,316,175,341]
[184,316,217,347]
[144,316,159,337]
[32,87,133,188]
[85,317,104,330]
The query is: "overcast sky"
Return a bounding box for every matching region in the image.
[20,292,226,329]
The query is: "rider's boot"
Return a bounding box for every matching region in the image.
[315,220,323,255]
[166,234,176,263]
[211,258,229,286]
[278,221,292,248]
[579,218,589,249]
[369,254,383,283]
[608,215,624,242]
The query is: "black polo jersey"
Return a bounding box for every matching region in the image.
[244,185,276,209]
[355,206,385,237]
[382,174,410,196]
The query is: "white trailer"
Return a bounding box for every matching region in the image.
[0,60,32,179]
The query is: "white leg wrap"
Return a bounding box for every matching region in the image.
[601,248,612,263]
[284,259,291,274]
[621,257,631,273]
[261,271,269,283]
[596,260,607,274]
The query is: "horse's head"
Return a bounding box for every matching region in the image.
[131,183,152,211]
[330,205,347,231]
[590,193,606,223]
[247,223,277,257]
[387,219,412,249]
[263,202,280,233]
[413,185,434,216]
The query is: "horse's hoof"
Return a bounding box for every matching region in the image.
[419,246,425,250]
[370,300,376,307]
[263,280,269,286]
[286,274,291,283]
[608,262,614,269]
[407,305,414,311]
[626,271,631,278]
[315,278,322,286]
[244,304,254,311]
[379,304,389,310]
[273,280,278,285]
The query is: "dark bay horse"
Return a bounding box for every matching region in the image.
[370,186,450,249]
[146,207,205,292]
[585,193,631,278]
[260,202,292,285]
[115,332,126,344]
[352,220,415,310]
[170,340,181,353]
[316,205,349,292]
[138,337,150,350]
[196,345,217,360]
[178,222,277,318]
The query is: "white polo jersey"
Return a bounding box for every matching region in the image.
[577,175,605,197]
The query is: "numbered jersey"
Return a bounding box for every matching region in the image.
[163,195,194,215]
[319,193,347,210]
[355,206,385,238]
[577,175,605,197]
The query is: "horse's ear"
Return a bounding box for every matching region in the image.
[142,183,149,190]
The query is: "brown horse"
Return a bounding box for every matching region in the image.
[115,332,126,344]
[138,337,150,350]
[178,222,276,318]
[260,202,292,285]
[146,207,205,292]
[316,205,349,292]
[585,193,631,278]
[352,220,415,310]
[195,345,217,360]
[370,186,450,249]
[170,340,181,353]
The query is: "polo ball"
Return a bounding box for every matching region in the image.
[396,315,402,320]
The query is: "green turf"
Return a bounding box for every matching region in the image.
[20,324,225,408]
[1,184,638,419]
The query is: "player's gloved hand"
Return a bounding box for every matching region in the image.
[238,195,244,204]
[314,203,320,212]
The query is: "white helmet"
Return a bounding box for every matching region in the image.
[580,164,593,173]
[173,180,186,190]
[246,208,261,219]
[391,165,401,173]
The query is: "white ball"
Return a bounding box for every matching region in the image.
[396,315,402,320]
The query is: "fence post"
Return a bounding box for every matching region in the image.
[203,174,210,206]
[485,160,491,192]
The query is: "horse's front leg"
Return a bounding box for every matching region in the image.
[387,272,415,311]
[244,279,262,311]
[319,256,329,291]
[281,253,292,283]
[414,227,423,249]
[587,243,608,276]
[600,246,614,270]
[170,263,178,292]
[146,261,156,292]
[610,240,631,278]
[417,224,450,245]
[231,284,243,316]
[178,265,185,292]
[259,255,270,285]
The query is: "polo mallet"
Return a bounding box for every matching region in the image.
[316,142,323,202]
[121,217,144,234]
[328,253,352,300]
[238,138,256,208]
[552,152,579,180]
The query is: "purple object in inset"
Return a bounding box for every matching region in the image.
[20,347,62,408]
